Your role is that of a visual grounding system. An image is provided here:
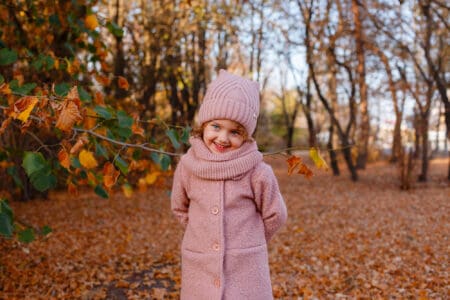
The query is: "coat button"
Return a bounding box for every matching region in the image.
[212,243,220,251]
[214,278,220,288]
[211,206,219,215]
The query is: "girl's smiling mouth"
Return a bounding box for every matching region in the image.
[213,142,229,152]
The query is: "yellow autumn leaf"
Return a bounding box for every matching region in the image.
[145,171,160,185]
[122,184,133,198]
[11,96,39,122]
[79,150,98,169]
[85,14,99,30]
[309,147,329,170]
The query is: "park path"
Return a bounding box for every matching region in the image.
[1,157,448,299]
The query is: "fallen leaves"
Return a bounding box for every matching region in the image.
[0,158,448,299]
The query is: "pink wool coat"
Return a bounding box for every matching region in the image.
[171,137,287,300]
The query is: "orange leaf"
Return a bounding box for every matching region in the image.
[132,123,145,137]
[286,155,302,175]
[10,96,39,122]
[58,148,71,170]
[85,14,99,30]
[84,107,97,130]
[0,83,11,95]
[0,117,12,134]
[96,75,110,87]
[55,87,83,132]
[297,163,313,179]
[118,76,129,90]
[103,162,120,188]
[94,91,105,105]
[79,150,98,169]
[87,172,97,185]
[67,181,78,195]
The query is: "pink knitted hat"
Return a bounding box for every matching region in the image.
[197,69,260,135]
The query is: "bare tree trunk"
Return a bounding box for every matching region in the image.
[328,124,340,176]
[418,112,430,181]
[297,75,316,148]
[352,0,370,169]
[112,0,128,100]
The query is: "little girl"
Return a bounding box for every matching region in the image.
[171,69,287,299]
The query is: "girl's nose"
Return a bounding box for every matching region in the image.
[217,131,229,143]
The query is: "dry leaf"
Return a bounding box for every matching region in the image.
[58,148,71,170]
[103,162,120,188]
[70,135,89,154]
[309,148,329,170]
[297,163,313,179]
[286,155,302,175]
[10,96,39,122]
[55,88,83,132]
[118,76,129,90]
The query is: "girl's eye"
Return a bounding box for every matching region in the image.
[231,130,240,136]
[211,124,220,130]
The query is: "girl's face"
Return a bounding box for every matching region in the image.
[202,119,246,154]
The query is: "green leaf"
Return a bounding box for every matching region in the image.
[95,143,109,159]
[106,21,123,37]
[70,157,82,168]
[41,225,52,236]
[77,86,92,102]
[160,154,171,171]
[94,106,114,120]
[94,185,109,199]
[0,200,13,237]
[29,171,57,192]
[0,48,18,66]
[22,152,56,192]
[9,80,36,95]
[0,214,13,237]
[54,82,71,96]
[166,129,181,149]
[0,199,13,221]
[18,228,35,243]
[114,156,129,175]
[115,127,132,139]
[180,126,191,145]
[0,74,4,85]
[7,166,24,189]
[45,56,55,71]
[117,110,133,128]
[49,14,60,26]
[22,152,47,176]
[32,54,44,70]
[151,153,171,171]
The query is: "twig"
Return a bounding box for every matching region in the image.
[74,127,182,156]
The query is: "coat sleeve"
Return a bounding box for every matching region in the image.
[171,160,190,227]
[252,163,288,242]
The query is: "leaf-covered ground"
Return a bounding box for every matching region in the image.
[1,157,448,299]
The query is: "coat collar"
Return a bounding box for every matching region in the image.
[182,136,262,180]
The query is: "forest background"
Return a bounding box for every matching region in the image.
[0,0,448,298]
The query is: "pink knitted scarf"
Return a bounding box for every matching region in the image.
[182,137,263,180]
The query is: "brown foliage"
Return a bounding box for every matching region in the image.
[1,158,448,298]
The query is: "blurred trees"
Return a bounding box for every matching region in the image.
[0,0,448,206]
